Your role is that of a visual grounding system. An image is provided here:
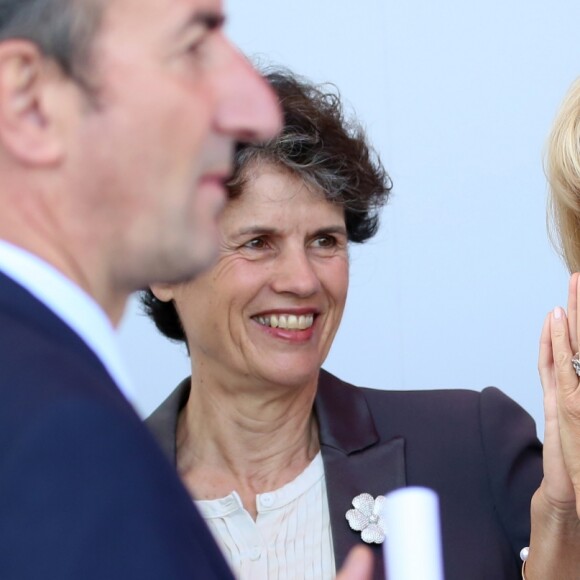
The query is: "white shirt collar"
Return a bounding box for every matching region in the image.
[0,240,136,406]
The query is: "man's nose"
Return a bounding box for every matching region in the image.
[214,43,282,144]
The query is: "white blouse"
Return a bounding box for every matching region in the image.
[195,452,336,579]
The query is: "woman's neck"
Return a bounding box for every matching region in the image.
[176,370,320,519]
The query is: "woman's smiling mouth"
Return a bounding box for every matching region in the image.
[252,313,315,330]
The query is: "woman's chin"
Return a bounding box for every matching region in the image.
[256,361,322,390]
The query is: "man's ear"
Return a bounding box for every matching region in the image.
[0,40,67,165]
[150,283,176,303]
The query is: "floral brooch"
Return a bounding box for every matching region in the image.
[345,493,386,544]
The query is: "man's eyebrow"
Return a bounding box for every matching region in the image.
[178,10,226,35]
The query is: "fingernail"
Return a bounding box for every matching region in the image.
[554,306,563,320]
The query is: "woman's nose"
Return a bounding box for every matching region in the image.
[270,248,321,297]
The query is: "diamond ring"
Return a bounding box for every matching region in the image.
[572,353,580,377]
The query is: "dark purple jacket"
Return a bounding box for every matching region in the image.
[147,368,542,580]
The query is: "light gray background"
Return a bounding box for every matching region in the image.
[119,1,580,438]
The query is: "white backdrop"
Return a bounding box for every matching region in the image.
[119,1,580,438]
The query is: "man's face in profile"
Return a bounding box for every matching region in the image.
[69,0,280,292]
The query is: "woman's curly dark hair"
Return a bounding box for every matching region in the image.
[141,67,392,343]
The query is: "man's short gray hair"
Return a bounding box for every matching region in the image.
[0,0,104,88]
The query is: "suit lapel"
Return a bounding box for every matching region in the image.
[148,370,406,579]
[0,271,121,397]
[316,370,406,578]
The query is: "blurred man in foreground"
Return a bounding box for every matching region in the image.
[0,0,280,577]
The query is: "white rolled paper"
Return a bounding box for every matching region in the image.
[382,487,444,580]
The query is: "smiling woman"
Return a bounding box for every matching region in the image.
[140,69,543,580]
[153,165,350,389]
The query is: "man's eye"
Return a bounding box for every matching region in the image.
[184,16,224,55]
[186,41,202,54]
[185,34,208,55]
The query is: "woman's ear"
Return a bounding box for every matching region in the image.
[0,40,68,165]
[150,283,176,303]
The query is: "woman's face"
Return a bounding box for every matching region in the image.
[154,162,349,390]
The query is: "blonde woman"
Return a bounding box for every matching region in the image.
[529,80,580,579]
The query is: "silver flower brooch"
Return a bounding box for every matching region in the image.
[345,493,386,544]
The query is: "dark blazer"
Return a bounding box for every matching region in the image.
[148,369,543,580]
[0,271,233,580]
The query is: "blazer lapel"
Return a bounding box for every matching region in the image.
[0,271,121,394]
[147,370,406,579]
[146,378,190,464]
[316,370,406,579]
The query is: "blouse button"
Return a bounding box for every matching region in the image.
[260,493,275,508]
[249,546,262,561]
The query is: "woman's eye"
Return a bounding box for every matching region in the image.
[244,238,267,250]
[313,235,336,248]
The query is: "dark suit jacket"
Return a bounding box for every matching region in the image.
[147,369,543,580]
[0,272,234,579]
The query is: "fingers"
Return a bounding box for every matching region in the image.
[550,307,580,399]
[539,312,554,391]
[538,311,576,504]
[549,306,580,516]
[335,546,374,580]
[539,313,558,421]
[568,273,580,355]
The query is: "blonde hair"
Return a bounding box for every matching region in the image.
[547,78,580,273]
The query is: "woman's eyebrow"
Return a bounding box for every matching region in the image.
[235,226,278,237]
[234,225,348,237]
[314,225,348,236]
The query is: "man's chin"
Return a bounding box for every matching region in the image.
[168,240,219,283]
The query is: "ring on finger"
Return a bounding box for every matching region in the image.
[572,352,580,377]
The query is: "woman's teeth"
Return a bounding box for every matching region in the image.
[254,313,314,330]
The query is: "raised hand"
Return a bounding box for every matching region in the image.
[527,275,580,579]
[537,305,576,512]
[541,273,580,515]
